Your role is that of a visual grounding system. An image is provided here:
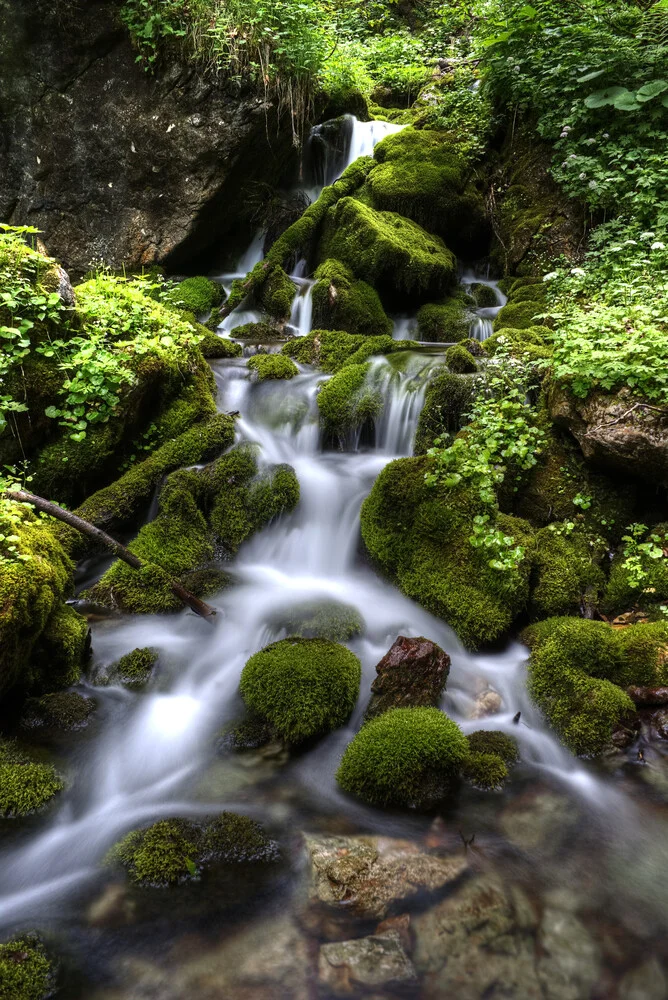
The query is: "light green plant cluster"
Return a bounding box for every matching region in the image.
[0,740,64,818]
[0,934,54,1000]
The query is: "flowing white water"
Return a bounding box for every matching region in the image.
[461,270,508,342]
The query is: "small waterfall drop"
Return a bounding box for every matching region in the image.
[461,271,507,342]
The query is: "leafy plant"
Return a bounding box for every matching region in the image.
[621,522,667,590]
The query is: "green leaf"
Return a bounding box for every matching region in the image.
[44,406,61,418]
[577,69,606,84]
[613,91,641,111]
[636,80,668,103]
[584,86,629,108]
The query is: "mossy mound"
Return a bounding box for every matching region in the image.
[0,934,55,1000]
[108,647,159,690]
[283,328,413,375]
[197,329,244,357]
[269,599,365,641]
[484,325,552,363]
[247,354,299,380]
[445,344,478,374]
[259,266,295,320]
[240,637,361,744]
[21,691,95,731]
[529,526,606,620]
[361,456,534,648]
[521,618,668,755]
[414,369,480,454]
[165,277,223,317]
[232,322,285,342]
[467,730,519,764]
[462,752,508,790]
[0,740,63,818]
[493,301,545,331]
[107,812,275,887]
[311,259,392,337]
[417,299,472,342]
[470,283,499,308]
[368,128,488,256]
[336,707,469,809]
[317,362,383,444]
[319,197,456,305]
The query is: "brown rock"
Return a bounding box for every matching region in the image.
[364,635,450,721]
[375,914,412,953]
[318,931,418,996]
[469,688,503,719]
[627,685,668,707]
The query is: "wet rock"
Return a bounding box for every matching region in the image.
[21,690,96,730]
[412,875,542,999]
[651,708,668,740]
[303,834,468,925]
[469,687,503,719]
[619,957,668,1000]
[364,636,450,721]
[318,931,418,996]
[87,882,135,928]
[499,790,580,853]
[375,913,412,952]
[628,686,668,708]
[537,907,601,1000]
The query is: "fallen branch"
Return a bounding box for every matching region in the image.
[5,489,217,622]
[589,401,668,432]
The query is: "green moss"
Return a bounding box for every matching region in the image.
[417,300,472,342]
[445,344,478,374]
[232,322,284,341]
[0,935,54,1000]
[109,647,159,690]
[269,599,365,641]
[484,325,552,362]
[283,328,406,374]
[201,812,275,862]
[240,637,361,744]
[247,354,299,380]
[311,259,392,337]
[260,266,296,320]
[414,369,480,454]
[317,362,382,442]
[462,752,508,790]
[529,526,606,620]
[511,283,548,305]
[197,329,243,357]
[466,730,519,764]
[165,277,223,316]
[336,707,469,809]
[494,301,544,331]
[603,526,668,615]
[470,283,499,308]
[319,197,456,304]
[0,740,63,817]
[21,691,95,730]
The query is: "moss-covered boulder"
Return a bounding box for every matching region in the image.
[0,739,64,818]
[283,328,414,375]
[247,354,299,380]
[0,934,55,1000]
[522,618,668,755]
[529,526,606,620]
[317,363,383,445]
[311,259,392,337]
[240,637,361,744]
[269,599,364,641]
[470,283,499,308]
[259,265,295,320]
[417,299,472,342]
[484,325,552,362]
[197,329,244,357]
[107,812,275,887]
[445,344,478,374]
[467,730,519,764]
[319,197,456,304]
[414,369,480,455]
[107,647,159,690]
[231,322,285,342]
[165,276,223,316]
[337,707,469,809]
[21,691,95,731]
[494,301,545,331]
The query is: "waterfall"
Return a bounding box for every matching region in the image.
[461,272,507,342]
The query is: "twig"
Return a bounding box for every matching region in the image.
[589,401,668,432]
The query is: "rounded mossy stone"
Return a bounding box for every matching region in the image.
[232,322,284,341]
[259,265,295,320]
[165,276,223,316]
[529,526,606,620]
[445,344,477,374]
[312,259,392,337]
[469,283,499,308]
[336,707,469,809]
[0,740,63,818]
[414,369,480,454]
[318,196,456,304]
[201,812,276,863]
[511,283,547,305]
[462,752,508,790]
[0,934,55,1000]
[240,637,361,744]
[417,300,471,342]
[247,354,299,381]
[21,691,95,731]
[197,329,243,358]
[269,599,365,641]
[484,325,552,362]
[467,730,519,765]
[493,301,544,331]
[284,328,400,374]
[109,647,159,690]
[317,362,382,440]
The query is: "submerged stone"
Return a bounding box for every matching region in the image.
[21,691,95,731]
[269,598,365,641]
[107,647,159,690]
[318,931,418,996]
[364,635,450,720]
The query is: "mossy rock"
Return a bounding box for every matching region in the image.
[232,322,285,342]
[484,325,552,362]
[259,266,295,320]
[417,299,472,342]
[469,283,499,308]
[414,369,480,454]
[0,934,55,1000]
[108,647,159,690]
[493,301,545,331]
[317,362,382,444]
[529,525,606,620]
[521,618,668,755]
[107,812,275,887]
[445,344,477,374]
[368,128,488,256]
[312,259,392,337]
[462,752,508,790]
[283,328,411,375]
[21,691,95,731]
[467,730,519,764]
[240,637,361,744]
[0,739,63,818]
[247,354,299,380]
[197,329,244,358]
[165,276,223,316]
[319,197,456,305]
[269,599,364,641]
[336,706,469,809]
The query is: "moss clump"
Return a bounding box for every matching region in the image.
[165,276,223,316]
[311,259,392,337]
[197,329,243,357]
[417,300,472,342]
[240,637,361,744]
[247,354,299,380]
[259,265,295,320]
[467,729,519,764]
[463,753,509,790]
[319,197,456,304]
[232,322,284,341]
[603,525,668,616]
[269,599,365,641]
[445,344,478,374]
[337,707,469,809]
[109,647,159,690]
[414,369,480,454]
[283,328,410,374]
[0,935,54,1000]
[529,526,606,620]
[470,283,499,308]
[201,812,276,862]
[317,362,382,443]
[494,301,544,331]
[521,617,668,755]
[0,740,63,817]
[21,691,95,730]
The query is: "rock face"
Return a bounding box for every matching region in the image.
[0,0,296,276]
[364,635,450,720]
[318,931,418,996]
[549,384,668,486]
